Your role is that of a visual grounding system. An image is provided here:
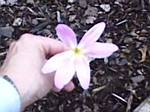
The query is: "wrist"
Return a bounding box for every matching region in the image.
[0,76,21,112]
[0,72,31,109]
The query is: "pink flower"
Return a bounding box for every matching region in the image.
[42,22,118,90]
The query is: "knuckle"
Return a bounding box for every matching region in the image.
[15,34,32,48]
[9,41,16,47]
[9,41,16,49]
[19,33,32,41]
[16,33,40,48]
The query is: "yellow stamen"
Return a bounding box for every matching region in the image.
[73,48,83,57]
[74,48,81,54]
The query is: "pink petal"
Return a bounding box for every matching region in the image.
[85,42,118,58]
[42,51,73,74]
[54,58,75,89]
[56,24,77,48]
[75,57,90,90]
[78,22,106,47]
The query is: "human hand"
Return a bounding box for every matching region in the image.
[0,34,75,109]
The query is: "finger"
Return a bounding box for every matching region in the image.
[52,86,61,92]
[63,81,75,92]
[52,81,75,92]
[38,36,68,56]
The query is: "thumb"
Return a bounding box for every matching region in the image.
[21,33,68,57]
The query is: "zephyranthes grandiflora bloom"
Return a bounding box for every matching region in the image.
[42,22,118,90]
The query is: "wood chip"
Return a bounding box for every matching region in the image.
[134,96,150,112]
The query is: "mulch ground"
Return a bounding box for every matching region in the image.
[0,0,150,112]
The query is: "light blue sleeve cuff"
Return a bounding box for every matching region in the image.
[0,77,21,112]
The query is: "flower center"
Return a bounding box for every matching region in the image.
[73,48,83,57]
[74,48,80,54]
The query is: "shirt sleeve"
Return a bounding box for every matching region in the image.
[0,77,21,112]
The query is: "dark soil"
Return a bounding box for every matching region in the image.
[0,0,150,112]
